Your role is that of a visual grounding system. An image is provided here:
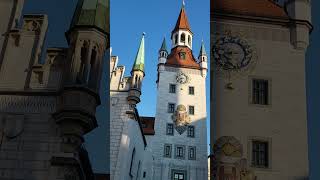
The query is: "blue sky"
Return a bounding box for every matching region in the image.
[110,0,211,152]
[22,0,320,179]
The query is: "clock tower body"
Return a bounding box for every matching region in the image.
[211,0,312,180]
[149,5,208,180]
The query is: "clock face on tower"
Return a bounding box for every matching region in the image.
[176,72,189,84]
[213,36,257,74]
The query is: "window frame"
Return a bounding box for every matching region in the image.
[174,145,185,159]
[187,126,195,138]
[169,84,176,93]
[249,77,272,107]
[248,137,272,170]
[188,105,195,115]
[188,86,195,95]
[166,123,174,136]
[188,146,196,160]
[168,103,175,113]
[164,144,172,158]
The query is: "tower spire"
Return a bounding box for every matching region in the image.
[132,33,145,75]
[199,40,207,57]
[160,37,167,52]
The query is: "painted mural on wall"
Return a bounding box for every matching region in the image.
[172,104,191,134]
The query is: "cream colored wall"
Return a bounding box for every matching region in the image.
[212,19,309,179]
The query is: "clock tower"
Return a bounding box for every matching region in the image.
[148,3,208,180]
[211,0,312,180]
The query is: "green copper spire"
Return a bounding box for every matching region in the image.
[199,40,207,57]
[132,33,145,74]
[70,0,109,33]
[160,37,167,52]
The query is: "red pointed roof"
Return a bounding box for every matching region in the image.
[165,47,200,69]
[172,7,192,33]
[212,0,289,19]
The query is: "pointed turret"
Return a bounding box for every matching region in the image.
[199,41,208,77]
[199,40,207,57]
[67,0,109,43]
[127,33,146,108]
[158,37,168,73]
[131,33,145,75]
[171,2,193,49]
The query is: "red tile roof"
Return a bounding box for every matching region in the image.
[166,47,200,69]
[212,0,289,19]
[141,117,155,135]
[172,7,192,33]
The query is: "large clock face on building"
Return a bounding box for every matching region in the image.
[176,72,189,84]
[213,36,256,73]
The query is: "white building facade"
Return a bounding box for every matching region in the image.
[148,5,208,180]
[211,0,312,179]
[109,35,154,180]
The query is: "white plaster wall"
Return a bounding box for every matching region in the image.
[150,66,208,180]
[212,19,309,179]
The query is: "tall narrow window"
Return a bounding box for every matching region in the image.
[129,148,136,177]
[252,141,269,168]
[164,144,172,158]
[78,42,88,83]
[175,146,185,159]
[169,84,176,93]
[188,35,191,45]
[181,33,186,43]
[189,86,194,95]
[175,34,178,44]
[168,103,175,113]
[252,79,269,105]
[188,106,195,115]
[88,47,97,84]
[187,126,195,138]
[188,146,196,160]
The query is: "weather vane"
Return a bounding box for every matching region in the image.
[182,0,185,7]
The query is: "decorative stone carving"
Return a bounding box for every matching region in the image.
[240,159,256,180]
[23,20,41,32]
[214,136,243,158]
[171,105,191,134]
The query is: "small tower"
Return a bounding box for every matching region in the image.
[199,40,208,77]
[158,37,168,71]
[171,3,193,49]
[65,0,108,90]
[127,33,145,108]
[285,0,312,50]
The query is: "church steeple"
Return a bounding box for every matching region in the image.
[171,2,193,49]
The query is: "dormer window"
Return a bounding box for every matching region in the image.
[181,33,186,43]
[179,52,186,60]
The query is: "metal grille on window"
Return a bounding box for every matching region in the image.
[187,126,195,137]
[170,84,176,93]
[189,86,194,95]
[252,141,269,168]
[168,103,175,113]
[167,123,174,135]
[253,79,269,105]
[189,106,194,115]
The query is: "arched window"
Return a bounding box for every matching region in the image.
[181,33,186,43]
[134,75,138,88]
[88,47,97,84]
[188,35,191,45]
[175,34,178,44]
[78,41,88,83]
